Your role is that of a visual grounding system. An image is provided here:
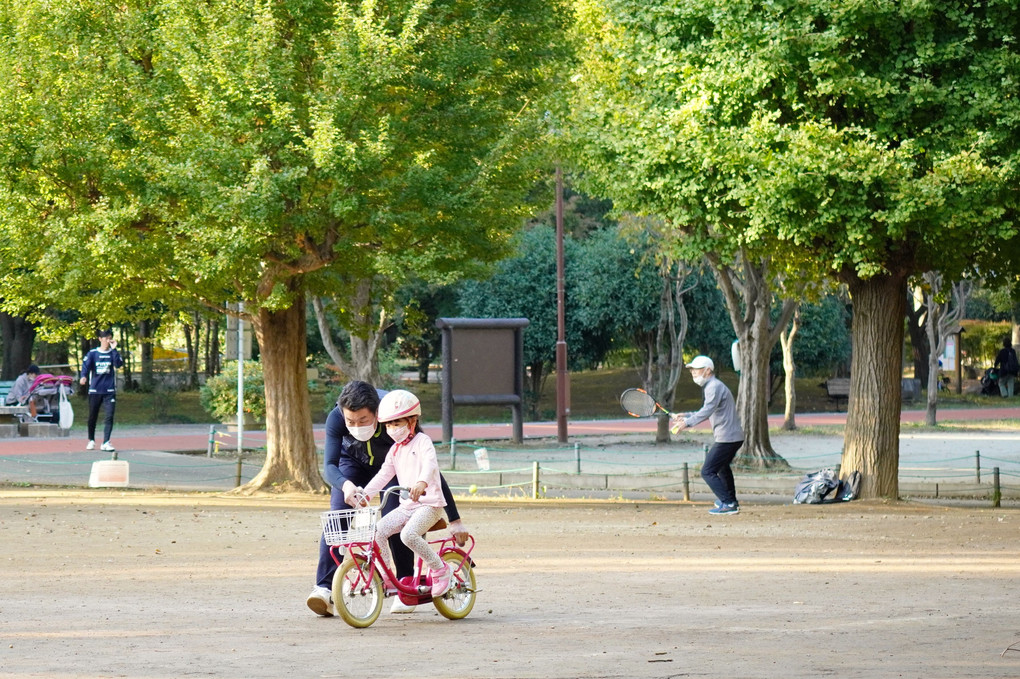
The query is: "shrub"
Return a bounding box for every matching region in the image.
[199,361,266,422]
[960,320,1012,369]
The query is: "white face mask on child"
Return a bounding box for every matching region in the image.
[386,424,411,443]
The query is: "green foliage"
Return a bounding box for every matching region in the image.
[792,296,853,378]
[0,0,571,336]
[565,0,1020,285]
[683,269,733,366]
[967,283,1020,322]
[458,225,609,370]
[395,279,459,380]
[960,320,1013,368]
[766,295,852,378]
[199,361,267,423]
[572,227,663,339]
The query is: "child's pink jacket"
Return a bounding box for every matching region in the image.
[363,432,446,509]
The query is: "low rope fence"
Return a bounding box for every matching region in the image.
[435,439,1020,506]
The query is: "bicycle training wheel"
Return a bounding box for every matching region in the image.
[333,555,383,628]
[432,550,476,620]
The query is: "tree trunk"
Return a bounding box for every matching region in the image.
[905,294,930,389]
[841,271,907,499]
[923,274,943,427]
[184,311,200,390]
[922,274,970,427]
[637,259,692,444]
[780,308,800,431]
[206,317,220,376]
[311,283,387,384]
[0,312,36,380]
[241,298,325,493]
[734,304,785,469]
[708,253,794,470]
[139,319,156,392]
[526,361,545,420]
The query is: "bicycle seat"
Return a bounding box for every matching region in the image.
[427,518,448,533]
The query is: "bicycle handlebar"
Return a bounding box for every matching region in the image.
[354,485,409,508]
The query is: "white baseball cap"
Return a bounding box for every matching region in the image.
[684,355,715,371]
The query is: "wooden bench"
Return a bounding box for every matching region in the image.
[901,378,922,403]
[823,377,924,411]
[0,380,31,421]
[823,377,850,411]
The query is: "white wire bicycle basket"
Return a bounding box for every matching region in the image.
[320,506,377,545]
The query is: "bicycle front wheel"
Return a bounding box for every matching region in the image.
[432,550,476,620]
[333,554,383,628]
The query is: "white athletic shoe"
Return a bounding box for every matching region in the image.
[390,598,417,614]
[86,440,95,450]
[306,586,334,617]
[100,442,115,452]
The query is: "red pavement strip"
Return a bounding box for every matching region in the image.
[0,406,1016,457]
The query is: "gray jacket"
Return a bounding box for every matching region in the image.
[684,376,743,443]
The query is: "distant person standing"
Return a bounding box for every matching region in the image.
[670,355,744,515]
[80,329,124,452]
[993,337,1019,398]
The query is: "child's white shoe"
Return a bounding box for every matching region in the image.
[390,598,416,614]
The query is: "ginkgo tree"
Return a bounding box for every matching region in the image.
[0,0,568,491]
[565,0,1020,497]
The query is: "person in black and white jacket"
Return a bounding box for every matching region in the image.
[79,329,124,452]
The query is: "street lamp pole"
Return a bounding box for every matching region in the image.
[555,165,569,443]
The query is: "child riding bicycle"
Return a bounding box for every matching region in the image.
[357,389,454,598]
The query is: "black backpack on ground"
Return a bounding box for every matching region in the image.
[838,471,862,501]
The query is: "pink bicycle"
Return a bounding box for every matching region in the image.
[320,486,477,628]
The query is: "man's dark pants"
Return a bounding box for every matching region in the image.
[701,440,742,505]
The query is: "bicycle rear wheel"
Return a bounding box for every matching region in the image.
[432,550,476,620]
[333,554,383,628]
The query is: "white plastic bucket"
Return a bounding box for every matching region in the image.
[473,447,490,471]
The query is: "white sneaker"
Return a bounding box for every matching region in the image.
[306,586,334,617]
[100,442,115,452]
[390,598,417,614]
[86,440,95,450]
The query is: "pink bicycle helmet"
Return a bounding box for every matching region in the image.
[377,389,422,423]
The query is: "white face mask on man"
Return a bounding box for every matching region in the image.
[348,424,376,442]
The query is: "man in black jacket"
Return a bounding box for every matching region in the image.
[307,380,466,616]
[993,337,1019,398]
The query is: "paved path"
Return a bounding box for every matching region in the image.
[1,405,1016,455]
[0,405,1016,491]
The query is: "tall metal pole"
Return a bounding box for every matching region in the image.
[955,329,963,394]
[236,302,244,455]
[555,166,569,443]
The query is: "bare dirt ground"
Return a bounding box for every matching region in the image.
[2,490,1019,679]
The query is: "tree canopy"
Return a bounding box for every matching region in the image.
[565,0,1020,496]
[0,0,568,490]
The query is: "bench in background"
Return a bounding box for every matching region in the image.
[0,380,30,421]
[823,377,925,412]
[823,378,850,411]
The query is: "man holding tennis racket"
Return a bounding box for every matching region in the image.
[670,355,744,515]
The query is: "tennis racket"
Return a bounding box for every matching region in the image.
[620,388,684,434]
[619,388,674,418]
